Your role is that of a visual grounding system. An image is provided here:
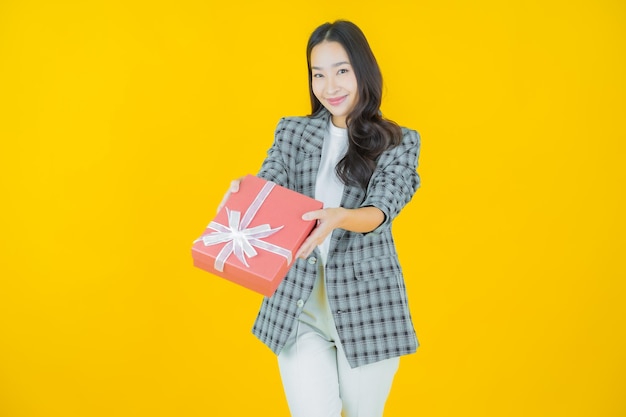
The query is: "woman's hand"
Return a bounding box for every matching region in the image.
[295,206,385,259]
[217,178,242,213]
[296,208,346,259]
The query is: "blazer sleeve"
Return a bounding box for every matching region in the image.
[256,118,290,187]
[360,128,421,234]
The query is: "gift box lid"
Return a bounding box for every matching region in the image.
[192,174,323,296]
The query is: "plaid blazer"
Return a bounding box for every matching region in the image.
[252,110,421,368]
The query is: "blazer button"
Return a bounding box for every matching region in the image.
[297,299,304,308]
[307,256,317,265]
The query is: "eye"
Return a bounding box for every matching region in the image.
[312,73,324,78]
[338,68,349,75]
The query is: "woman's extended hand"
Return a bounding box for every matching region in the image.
[217,178,242,213]
[295,206,385,259]
[295,208,347,259]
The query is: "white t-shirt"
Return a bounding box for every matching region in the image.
[314,120,349,265]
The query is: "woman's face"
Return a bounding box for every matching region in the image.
[310,41,358,128]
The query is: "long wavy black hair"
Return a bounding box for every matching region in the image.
[307,20,403,190]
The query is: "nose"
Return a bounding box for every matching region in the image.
[326,75,339,95]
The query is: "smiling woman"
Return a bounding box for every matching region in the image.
[1,1,624,416]
[218,20,421,417]
[310,41,358,127]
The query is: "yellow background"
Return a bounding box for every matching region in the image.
[1,0,624,416]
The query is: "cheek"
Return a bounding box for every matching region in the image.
[311,79,323,98]
[348,75,358,93]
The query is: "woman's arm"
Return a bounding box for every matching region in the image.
[295,206,384,259]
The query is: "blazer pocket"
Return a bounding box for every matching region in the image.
[353,255,400,281]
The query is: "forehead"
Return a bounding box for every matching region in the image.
[310,41,351,67]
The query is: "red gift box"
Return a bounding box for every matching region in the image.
[192,175,323,296]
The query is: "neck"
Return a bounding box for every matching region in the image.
[331,115,347,128]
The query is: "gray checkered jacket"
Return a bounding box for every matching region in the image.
[252,110,421,368]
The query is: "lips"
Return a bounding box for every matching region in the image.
[326,96,347,106]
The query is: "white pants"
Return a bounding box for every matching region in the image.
[278,264,400,417]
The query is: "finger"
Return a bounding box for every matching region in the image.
[297,245,313,259]
[296,237,315,259]
[297,224,326,258]
[302,209,324,221]
[217,178,242,213]
[230,179,241,193]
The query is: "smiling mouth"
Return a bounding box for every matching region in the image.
[327,96,347,106]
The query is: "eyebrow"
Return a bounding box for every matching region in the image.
[311,61,351,70]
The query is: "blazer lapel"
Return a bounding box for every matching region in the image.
[296,112,329,199]
[300,114,328,154]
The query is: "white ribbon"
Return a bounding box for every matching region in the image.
[194,181,293,272]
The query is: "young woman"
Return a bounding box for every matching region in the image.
[221,20,421,417]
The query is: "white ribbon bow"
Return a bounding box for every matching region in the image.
[195,181,293,272]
